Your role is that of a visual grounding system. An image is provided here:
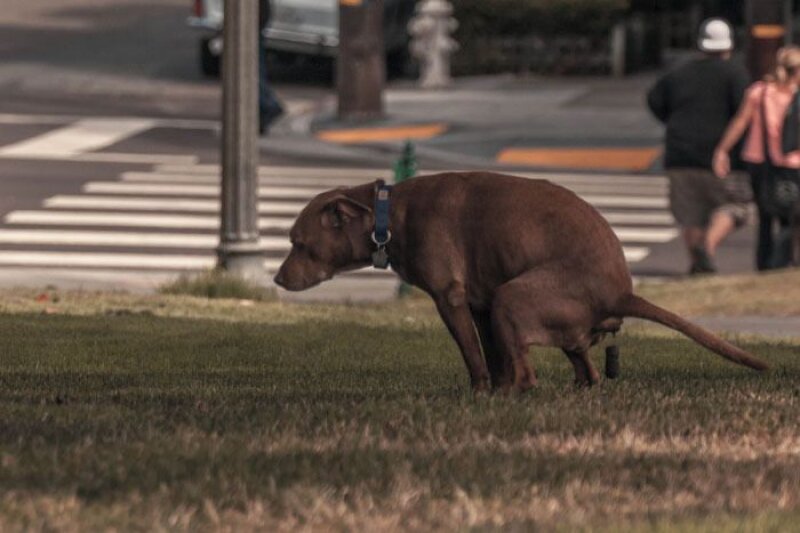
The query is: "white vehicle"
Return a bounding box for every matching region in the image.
[188,0,415,77]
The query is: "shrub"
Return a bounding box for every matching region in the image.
[452,0,631,40]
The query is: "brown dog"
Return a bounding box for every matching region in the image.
[275,172,768,392]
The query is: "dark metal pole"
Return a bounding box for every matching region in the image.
[217,0,268,281]
[338,0,385,120]
[746,0,790,81]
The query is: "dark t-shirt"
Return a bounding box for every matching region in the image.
[647,56,750,170]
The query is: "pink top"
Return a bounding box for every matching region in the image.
[741,81,800,168]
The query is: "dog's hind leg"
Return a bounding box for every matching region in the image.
[563,348,600,387]
[490,287,543,394]
[472,310,512,392]
[491,270,597,391]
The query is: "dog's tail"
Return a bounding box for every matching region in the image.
[614,294,769,371]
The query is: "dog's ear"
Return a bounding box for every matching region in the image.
[321,196,372,229]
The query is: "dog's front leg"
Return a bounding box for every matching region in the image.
[472,311,512,392]
[434,284,491,393]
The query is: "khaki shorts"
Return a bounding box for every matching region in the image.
[667,169,752,228]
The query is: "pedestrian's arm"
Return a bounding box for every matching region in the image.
[713,95,756,178]
[646,78,670,122]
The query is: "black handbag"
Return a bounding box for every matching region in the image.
[758,87,800,218]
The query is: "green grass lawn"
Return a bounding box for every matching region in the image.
[0,288,798,531]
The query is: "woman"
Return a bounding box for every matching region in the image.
[713,46,800,270]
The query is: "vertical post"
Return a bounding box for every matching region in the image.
[746,0,790,81]
[217,0,267,281]
[338,0,385,120]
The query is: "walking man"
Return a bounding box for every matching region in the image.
[647,18,751,274]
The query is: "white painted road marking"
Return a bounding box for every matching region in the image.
[0,251,212,270]
[0,119,156,158]
[116,173,666,196]
[5,211,295,230]
[602,212,674,225]
[0,249,652,269]
[0,164,678,285]
[44,196,306,214]
[0,229,288,249]
[579,195,669,209]
[120,171,375,188]
[155,164,391,180]
[154,164,669,186]
[83,182,327,199]
[613,228,678,243]
[49,193,669,213]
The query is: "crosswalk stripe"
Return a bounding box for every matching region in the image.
[0,226,672,248]
[121,171,377,187]
[0,119,156,158]
[602,212,674,225]
[613,228,677,243]
[44,196,305,214]
[117,173,667,196]
[623,247,649,262]
[49,193,668,212]
[580,195,668,208]
[518,171,668,186]
[155,164,391,180]
[5,211,295,230]
[154,164,669,186]
[0,211,677,246]
[83,182,327,199]
[0,165,674,280]
[0,246,651,267]
[0,229,289,249]
[0,251,213,270]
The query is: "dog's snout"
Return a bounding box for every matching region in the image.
[273,270,285,288]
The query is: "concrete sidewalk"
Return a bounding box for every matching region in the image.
[269,71,667,173]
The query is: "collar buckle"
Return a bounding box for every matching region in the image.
[372,181,393,269]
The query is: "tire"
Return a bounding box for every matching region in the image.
[200,37,221,78]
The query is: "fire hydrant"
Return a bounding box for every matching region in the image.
[408,0,458,89]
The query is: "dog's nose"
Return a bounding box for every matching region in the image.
[273,271,285,287]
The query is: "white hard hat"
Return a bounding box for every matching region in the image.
[698,18,734,52]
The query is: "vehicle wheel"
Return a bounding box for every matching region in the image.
[200,37,221,78]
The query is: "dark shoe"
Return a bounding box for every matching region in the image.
[689,246,717,275]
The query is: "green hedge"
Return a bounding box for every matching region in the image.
[452,0,632,39]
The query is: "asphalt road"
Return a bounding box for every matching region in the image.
[0,0,761,298]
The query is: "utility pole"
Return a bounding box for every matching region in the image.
[217,0,268,282]
[338,0,385,120]
[746,0,791,80]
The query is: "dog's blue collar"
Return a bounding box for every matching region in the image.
[371,180,393,269]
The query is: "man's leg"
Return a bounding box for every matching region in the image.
[705,210,736,256]
[682,227,705,250]
[701,171,750,270]
[669,170,711,274]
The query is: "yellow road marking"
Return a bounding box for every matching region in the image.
[496,147,661,171]
[317,123,447,144]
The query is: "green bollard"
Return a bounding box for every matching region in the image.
[394,141,417,298]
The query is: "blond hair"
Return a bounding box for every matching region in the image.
[769,46,800,84]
